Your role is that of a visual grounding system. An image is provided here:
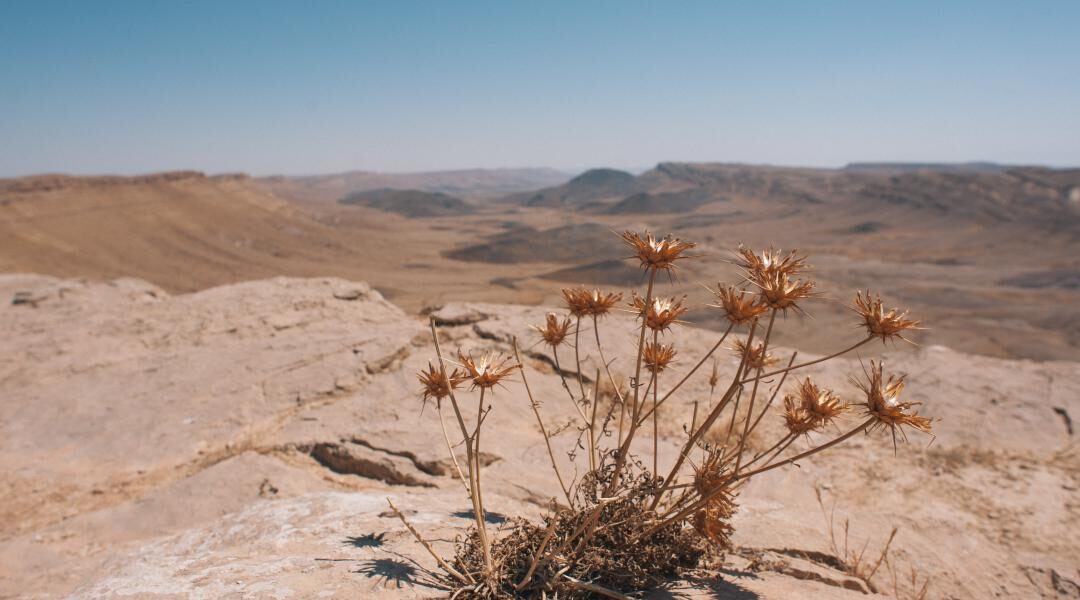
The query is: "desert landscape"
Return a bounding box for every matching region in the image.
[1,164,1079,598]
[3,2,1079,598]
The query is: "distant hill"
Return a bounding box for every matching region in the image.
[602,188,715,214]
[0,171,378,293]
[262,167,572,203]
[442,223,621,264]
[504,168,642,208]
[338,188,474,218]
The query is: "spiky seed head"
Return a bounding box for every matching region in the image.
[694,499,736,548]
[782,395,817,436]
[732,339,780,371]
[562,287,621,318]
[532,312,572,348]
[621,230,696,272]
[796,378,848,428]
[642,341,677,374]
[853,360,933,443]
[630,293,689,333]
[710,284,768,325]
[417,363,467,406]
[853,290,921,342]
[692,451,731,496]
[736,245,809,279]
[754,271,816,312]
[457,351,518,390]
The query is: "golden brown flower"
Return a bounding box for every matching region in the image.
[532,312,572,348]
[630,293,689,333]
[457,351,518,390]
[732,339,780,370]
[417,363,468,406]
[562,288,622,318]
[853,361,933,446]
[782,395,816,436]
[691,453,737,547]
[795,378,847,428]
[736,245,808,279]
[694,498,736,548]
[853,290,921,343]
[753,270,816,312]
[710,284,768,325]
[642,341,677,374]
[621,230,696,272]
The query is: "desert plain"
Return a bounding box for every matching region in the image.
[1,163,1078,598]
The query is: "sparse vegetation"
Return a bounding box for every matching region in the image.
[394,229,934,598]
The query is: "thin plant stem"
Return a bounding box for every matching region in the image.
[635,322,734,425]
[428,318,492,576]
[642,417,875,540]
[514,517,559,590]
[589,368,601,473]
[745,337,873,383]
[735,309,778,473]
[649,320,758,509]
[436,403,469,494]
[651,330,659,477]
[743,352,798,441]
[591,314,629,451]
[573,315,588,405]
[606,267,657,494]
[512,338,573,507]
[386,498,471,584]
[553,348,589,423]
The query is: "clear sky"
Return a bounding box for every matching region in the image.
[2,1,1078,177]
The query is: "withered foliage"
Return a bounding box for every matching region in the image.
[393,231,933,599]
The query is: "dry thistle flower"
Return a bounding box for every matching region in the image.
[562,287,622,318]
[710,284,768,325]
[457,351,518,390]
[692,451,730,496]
[853,290,921,343]
[621,230,696,272]
[854,361,933,442]
[417,363,468,406]
[642,341,677,374]
[782,395,817,436]
[693,496,736,548]
[754,271,816,312]
[533,312,572,348]
[796,378,848,428]
[630,293,689,333]
[732,339,780,370]
[736,245,808,279]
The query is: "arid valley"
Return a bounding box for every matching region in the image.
[1,163,1079,599]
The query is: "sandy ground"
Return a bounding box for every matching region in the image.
[0,274,1076,599]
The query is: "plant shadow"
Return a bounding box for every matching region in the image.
[354,557,419,589]
[451,509,508,525]
[343,532,386,548]
[647,570,761,599]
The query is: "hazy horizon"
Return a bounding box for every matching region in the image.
[3,1,1079,177]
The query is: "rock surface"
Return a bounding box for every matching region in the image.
[0,276,1077,599]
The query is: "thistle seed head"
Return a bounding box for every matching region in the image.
[853,360,933,443]
[457,351,519,390]
[621,230,696,272]
[533,312,572,348]
[709,284,768,325]
[562,287,622,318]
[417,363,468,406]
[732,339,780,371]
[642,341,677,374]
[853,290,921,342]
[630,293,689,333]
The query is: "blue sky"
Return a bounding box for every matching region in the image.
[1,1,1078,176]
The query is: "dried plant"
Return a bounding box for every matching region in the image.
[391,229,934,598]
